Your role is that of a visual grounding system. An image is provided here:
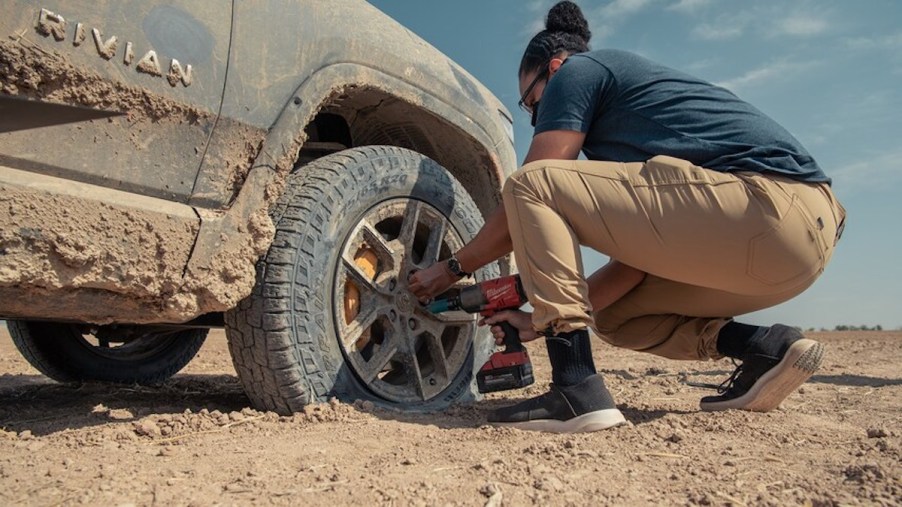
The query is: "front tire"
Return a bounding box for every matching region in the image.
[225,146,498,414]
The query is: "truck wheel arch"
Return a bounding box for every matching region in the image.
[261,62,512,217]
[182,63,516,315]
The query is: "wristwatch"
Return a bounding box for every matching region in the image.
[446,256,471,278]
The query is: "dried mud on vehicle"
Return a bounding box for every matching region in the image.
[0,38,272,323]
[0,328,899,506]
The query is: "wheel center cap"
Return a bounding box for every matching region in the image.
[396,292,416,314]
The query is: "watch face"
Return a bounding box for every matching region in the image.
[448,257,468,276]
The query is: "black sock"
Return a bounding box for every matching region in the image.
[545,328,596,386]
[717,321,768,359]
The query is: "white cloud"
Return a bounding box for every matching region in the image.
[689,9,753,40]
[833,90,899,131]
[523,0,661,42]
[715,59,819,94]
[772,15,829,37]
[524,17,545,37]
[844,32,902,50]
[688,6,831,41]
[598,0,657,18]
[521,1,553,38]
[585,0,662,41]
[667,0,714,12]
[808,90,900,151]
[812,91,901,192]
[692,23,744,40]
[526,0,553,12]
[717,63,791,92]
[829,149,902,193]
[684,57,720,72]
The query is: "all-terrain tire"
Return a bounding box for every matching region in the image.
[7,320,207,384]
[225,146,498,414]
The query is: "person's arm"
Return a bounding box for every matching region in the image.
[407,206,509,301]
[408,130,586,300]
[523,130,585,165]
[454,206,511,275]
[457,130,587,272]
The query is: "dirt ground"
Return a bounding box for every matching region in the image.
[0,326,898,506]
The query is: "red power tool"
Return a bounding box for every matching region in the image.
[426,275,535,393]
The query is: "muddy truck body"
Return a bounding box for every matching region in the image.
[0,1,517,413]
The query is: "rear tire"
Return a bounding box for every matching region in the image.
[225,146,497,414]
[7,320,206,384]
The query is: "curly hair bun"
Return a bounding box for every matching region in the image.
[546,1,591,43]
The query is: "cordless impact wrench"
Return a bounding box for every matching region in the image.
[426,275,535,393]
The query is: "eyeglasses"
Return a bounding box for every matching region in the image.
[518,67,549,127]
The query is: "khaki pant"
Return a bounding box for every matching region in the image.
[501,156,845,360]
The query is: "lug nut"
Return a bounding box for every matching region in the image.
[389,310,397,321]
[408,319,418,330]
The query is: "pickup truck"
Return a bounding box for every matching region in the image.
[0,0,516,414]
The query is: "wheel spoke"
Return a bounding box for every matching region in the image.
[423,333,450,383]
[341,256,380,297]
[359,220,396,269]
[358,335,400,385]
[429,309,476,325]
[407,332,451,401]
[421,219,447,267]
[342,305,380,351]
[397,200,421,255]
[416,317,470,386]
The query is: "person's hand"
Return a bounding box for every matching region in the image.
[408,262,457,302]
[479,310,540,345]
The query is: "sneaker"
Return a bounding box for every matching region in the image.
[700,325,825,412]
[487,374,626,433]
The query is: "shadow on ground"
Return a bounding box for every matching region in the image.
[0,373,249,436]
[357,395,681,430]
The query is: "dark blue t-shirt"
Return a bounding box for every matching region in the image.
[534,49,829,183]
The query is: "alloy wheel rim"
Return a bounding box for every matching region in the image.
[334,198,476,403]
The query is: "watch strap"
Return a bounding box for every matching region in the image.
[446,256,471,278]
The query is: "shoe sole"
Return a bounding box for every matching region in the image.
[494,408,627,434]
[700,339,825,412]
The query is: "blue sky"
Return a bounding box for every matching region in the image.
[369,0,901,330]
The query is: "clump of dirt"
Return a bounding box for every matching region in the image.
[193,118,268,203]
[178,202,276,317]
[122,400,371,444]
[0,38,203,123]
[127,407,280,440]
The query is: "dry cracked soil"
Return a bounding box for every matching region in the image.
[0,326,899,506]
